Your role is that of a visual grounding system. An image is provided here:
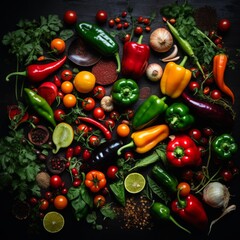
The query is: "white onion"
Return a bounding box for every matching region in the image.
[146,63,163,82]
[149,28,173,53]
[202,181,230,209]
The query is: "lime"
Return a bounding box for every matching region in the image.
[43,211,65,233]
[52,122,74,154]
[124,172,146,194]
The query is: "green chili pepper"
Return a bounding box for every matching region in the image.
[151,202,191,234]
[132,95,168,130]
[212,133,238,160]
[165,102,195,131]
[151,164,178,193]
[75,22,121,72]
[110,78,139,106]
[24,88,56,127]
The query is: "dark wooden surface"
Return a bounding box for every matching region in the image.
[1,1,240,239]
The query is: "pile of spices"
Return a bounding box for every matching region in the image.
[113,195,154,230]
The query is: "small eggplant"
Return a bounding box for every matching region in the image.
[181,91,235,129]
[90,139,124,166]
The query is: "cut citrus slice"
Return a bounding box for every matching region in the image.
[43,211,65,233]
[52,122,74,154]
[124,172,146,194]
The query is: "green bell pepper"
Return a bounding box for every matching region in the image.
[132,95,168,130]
[111,78,139,106]
[165,102,194,131]
[212,133,238,160]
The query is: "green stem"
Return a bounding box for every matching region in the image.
[169,215,191,234]
[117,141,135,156]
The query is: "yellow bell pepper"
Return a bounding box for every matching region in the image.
[117,124,169,155]
[160,56,192,98]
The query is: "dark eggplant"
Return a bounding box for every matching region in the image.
[90,139,124,166]
[181,91,235,129]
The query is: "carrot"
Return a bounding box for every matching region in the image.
[213,53,235,104]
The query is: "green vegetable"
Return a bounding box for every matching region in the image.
[165,102,195,131]
[75,22,121,72]
[132,95,168,130]
[109,179,126,206]
[24,88,56,127]
[111,78,140,107]
[151,164,178,194]
[212,133,238,160]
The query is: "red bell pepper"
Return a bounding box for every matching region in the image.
[121,35,150,80]
[166,134,202,167]
[37,81,58,105]
[171,193,208,231]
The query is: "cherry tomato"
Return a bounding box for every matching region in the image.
[188,128,202,142]
[61,80,74,94]
[93,194,106,208]
[202,127,214,137]
[123,22,129,29]
[73,178,82,187]
[93,85,106,99]
[77,124,89,137]
[145,26,151,32]
[93,107,105,120]
[123,109,134,120]
[63,10,77,25]
[50,175,62,189]
[73,145,82,156]
[39,199,49,211]
[210,89,222,100]
[82,97,96,111]
[50,38,66,54]
[122,33,131,43]
[28,114,40,125]
[188,81,200,92]
[121,11,127,18]
[137,16,143,23]
[220,169,233,182]
[96,10,108,24]
[106,165,118,179]
[114,17,121,23]
[104,119,115,130]
[53,195,68,210]
[134,26,143,35]
[29,197,38,206]
[89,135,100,147]
[61,69,73,81]
[190,67,200,78]
[124,151,134,161]
[116,123,130,138]
[82,149,91,161]
[116,23,123,30]
[108,19,115,28]
[177,182,191,197]
[109,111,120,121]
[63,94,77,108]
[143,18,150,25]
[181,169,194,181]
[54,109,66,122]
[217,18,231,32]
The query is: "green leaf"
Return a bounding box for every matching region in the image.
[109,179,126,206]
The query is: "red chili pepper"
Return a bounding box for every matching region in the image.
[166,134,202,167]
[77,116,112,140]
[6,56,67,82]
[171,193,208,231]
[53,75,62,87]
[121,35,150,80]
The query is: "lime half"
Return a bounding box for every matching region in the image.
[43,211,65,233]
[124,172,146,194]
[52,122,74,154]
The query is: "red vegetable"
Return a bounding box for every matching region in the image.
[166,134,202,167]
[6,56,67,82]
[37,82,58,105]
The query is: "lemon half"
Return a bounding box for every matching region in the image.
[43,211,65,233]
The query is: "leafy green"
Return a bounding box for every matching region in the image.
[0,128,43,201]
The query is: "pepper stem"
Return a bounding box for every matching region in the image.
[115,52,121,73]
[6,71,27,82]
[179,56,188,67]
[137,35,143,44]
[169,215,191,234]
[117,141,135,156]
[176,188,187,209]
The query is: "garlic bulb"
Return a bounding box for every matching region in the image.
[203,181,230,209]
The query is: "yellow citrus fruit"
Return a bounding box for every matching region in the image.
[73,71,96,93]
[52,122,74,154]
[124,172,146,194]
[43,211,65,233]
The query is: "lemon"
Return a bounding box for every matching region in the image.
[124,172,146,194]
[43,211,65,233]
[52,122,74,154]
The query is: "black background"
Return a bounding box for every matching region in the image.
[1,0,240,239]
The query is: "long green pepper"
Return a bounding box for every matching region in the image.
[24,88,56,127]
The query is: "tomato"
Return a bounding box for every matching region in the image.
[82,97,96,111]
[53,195,68,210]
[121,11,127,18]
[61,69,73,81]
[93,107,105,120]
[188,81,200,92]
[217,18,231,32]
[77,124,89,137]
[106,165,118,179]
[50,175,62,189]
[82,149,91,161]
[188,128,202,142]
[73,145,82,156]
[123,22,129,29]
[73,178,82,187]
[108,19,115,28]
[54,109,66,122]
[61,80,73,94]
[116,123,130,138]
[104,119,115,130]
[28,114,40,125]
[177,182,191,197]
[89,135,100,147]
[210,89,222,100]
[29,197,38,206]
[63,10,77,25]
[63,93,77,108]
[73,71,96,94]
[123,109,134,120]
[93,85,106,99]
[114,17,121,23]
[137,16,143,23]
[109,111,120,121]
[134,26,143,35]
[39,199,49,211]
[122,33,131,43]
[85,170,107,192]
[143,18,150,25]
[116,23,123,30]
[220,169,233,182]
[145,26,151,32]
[50,38,66,54]
[124,151,134,161]
[95,10,108,24]
[93,194,106,208]
[202,127,214,137]
[181,169,194,181]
